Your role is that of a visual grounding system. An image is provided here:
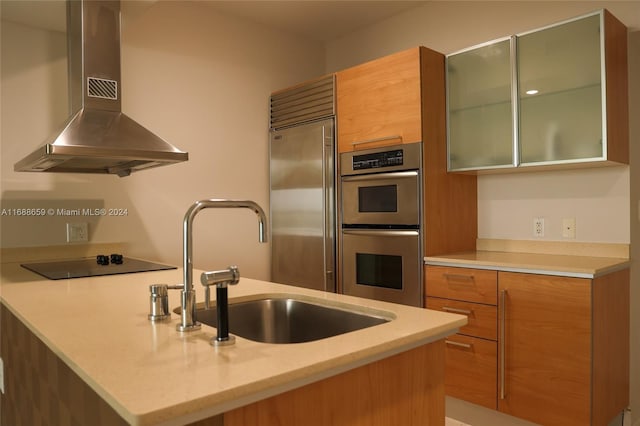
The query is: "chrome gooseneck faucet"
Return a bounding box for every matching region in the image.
[177,199,268,333]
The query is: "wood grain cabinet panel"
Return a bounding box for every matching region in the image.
[425,265,498,412]
[443,334,497,410]
[498,272,592,425]
[426,296,497,341]
[425,265,497,305]
[498,270,630,426]
[336,47,422,153]
[223,342,446,426]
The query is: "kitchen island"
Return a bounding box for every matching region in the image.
[0,260,465,425]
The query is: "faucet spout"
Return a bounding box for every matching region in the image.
[177,199,268,332]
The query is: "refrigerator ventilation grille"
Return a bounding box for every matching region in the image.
[270,75,334,129]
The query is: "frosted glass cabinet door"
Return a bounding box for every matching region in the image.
[447,39,514,171]
[518,14,603,164]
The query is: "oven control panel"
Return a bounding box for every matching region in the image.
[340,142,422,176]
[352,149,403,170]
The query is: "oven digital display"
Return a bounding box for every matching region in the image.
[352,149,404,170]
[358,185,398,212]
[355,253,403,290]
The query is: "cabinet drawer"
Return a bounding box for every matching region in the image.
[426,297,497,341]
[444,334,497,410]
[426,266,497,305]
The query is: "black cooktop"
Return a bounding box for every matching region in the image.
[21,256,177,280]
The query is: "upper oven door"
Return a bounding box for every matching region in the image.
[341,171,420,226]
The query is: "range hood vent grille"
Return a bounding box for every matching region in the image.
[88,77,118,100]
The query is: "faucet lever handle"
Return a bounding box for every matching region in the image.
[200,265,240,287]
[200,266,240,309]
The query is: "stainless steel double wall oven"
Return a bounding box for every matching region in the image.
[340,142,423,307]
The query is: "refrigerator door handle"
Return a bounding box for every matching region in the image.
[322,123,336,292]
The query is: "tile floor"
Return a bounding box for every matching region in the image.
[446,418,471,426]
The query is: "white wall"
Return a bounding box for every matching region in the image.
[324,1,639,425]
[1,1,325,280]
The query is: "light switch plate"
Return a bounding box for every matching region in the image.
[562,217,576,239]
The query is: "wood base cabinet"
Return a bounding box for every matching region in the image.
[498,270,629,426]
[425,265,630,425]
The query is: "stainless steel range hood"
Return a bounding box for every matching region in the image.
[14,0,188,177]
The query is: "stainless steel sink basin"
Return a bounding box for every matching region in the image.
[174,296,392,344]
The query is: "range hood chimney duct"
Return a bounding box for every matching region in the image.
[14,0,188,177]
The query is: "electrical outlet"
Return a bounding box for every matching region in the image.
[533,217,544,237]
[66,222,88,243]
[562,217,576,238]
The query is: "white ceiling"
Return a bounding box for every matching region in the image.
[202,1,427,42]
[2,1,638,42]
[0,1,426,41]
[197,0,640,40]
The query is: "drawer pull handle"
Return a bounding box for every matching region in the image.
[500,289,507,400]
[443,273,475,282]
[351,135,402,146]
[442,306,472,315]
[445,340,472,349]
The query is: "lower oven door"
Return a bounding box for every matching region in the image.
[341,229,422,307]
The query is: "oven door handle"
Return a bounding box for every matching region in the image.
[342,229,419,237]
[341,171,418,182]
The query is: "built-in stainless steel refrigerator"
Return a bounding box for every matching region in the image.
[269,75,336,292]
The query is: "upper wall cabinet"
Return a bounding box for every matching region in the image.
[447,9,629,173]
[336,47,422,153]
[447,38,515,170]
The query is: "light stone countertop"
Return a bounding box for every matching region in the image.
[0,262,466,426]
[424,250,630,278]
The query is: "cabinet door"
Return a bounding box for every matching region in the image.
[446,38,515,171]
[336,47,421,153]
[498,272,591,425]
[447,10,628,172]
[518,13,604,165]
